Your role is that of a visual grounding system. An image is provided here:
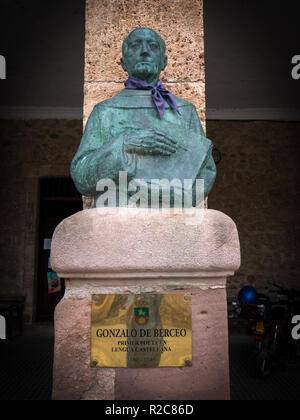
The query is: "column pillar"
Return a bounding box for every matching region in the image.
[84,0,206,128]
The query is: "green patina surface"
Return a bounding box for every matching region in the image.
[71,28,216,207]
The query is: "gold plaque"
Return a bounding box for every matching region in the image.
[91,294,192,368]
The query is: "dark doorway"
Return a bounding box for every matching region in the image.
[36,178,83,322]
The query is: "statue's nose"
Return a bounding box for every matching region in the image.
[140,42,150,56]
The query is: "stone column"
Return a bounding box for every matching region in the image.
[52,0,241,400]
[82,0,206,209]
[51,208,240,400]
[84,0,206,128]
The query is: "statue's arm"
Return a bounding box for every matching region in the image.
[199,142,216,198]
[70,105,135,196]
[189,106,216,199]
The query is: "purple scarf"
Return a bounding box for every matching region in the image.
[124,76,180,119]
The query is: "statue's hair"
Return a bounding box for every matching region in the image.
[122,28,166,56]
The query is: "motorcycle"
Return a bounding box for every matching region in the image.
[232,282,300,378]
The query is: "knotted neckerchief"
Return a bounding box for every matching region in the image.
[124,76,180,119]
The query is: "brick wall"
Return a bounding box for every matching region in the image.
[0,120,82,321]
[207,121,300,298]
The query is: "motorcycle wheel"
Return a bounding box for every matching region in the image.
[256,350,273,378]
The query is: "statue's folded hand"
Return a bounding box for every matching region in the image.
[123,128,177,156]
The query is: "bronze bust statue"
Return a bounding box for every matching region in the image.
[71,28,216,207]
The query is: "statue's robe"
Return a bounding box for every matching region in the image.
[71,89,216,207]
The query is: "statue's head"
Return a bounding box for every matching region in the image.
[121,28,168,85]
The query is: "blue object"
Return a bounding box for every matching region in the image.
[238,286,258,304]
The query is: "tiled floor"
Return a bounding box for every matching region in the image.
[0,324,54,400]
[0,324,299,400]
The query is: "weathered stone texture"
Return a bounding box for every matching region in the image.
[51,208,240,278]
[85,0,204,83]
[84,0,206,128]
[52,298,115,400]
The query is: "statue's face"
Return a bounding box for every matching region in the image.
[121,28,167,84]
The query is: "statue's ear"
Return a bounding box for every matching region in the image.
[162,55,168,71]
[121,57,127,72]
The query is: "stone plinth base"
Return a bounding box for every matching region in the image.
[51,208,240,400]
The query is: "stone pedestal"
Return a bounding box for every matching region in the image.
[51,208,240,400]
